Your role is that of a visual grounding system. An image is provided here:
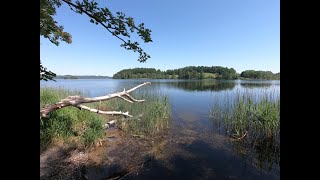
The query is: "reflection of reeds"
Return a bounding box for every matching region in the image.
[231,135,280,172]
[209,90,280,172]
[165,80,236,92]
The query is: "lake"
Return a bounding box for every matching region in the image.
[41,79,280,180]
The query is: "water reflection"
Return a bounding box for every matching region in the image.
[40,79,279,95]
[163,80,236,92]
[211,112,280,173]
[231,133,280,173]
[240,83,272,89]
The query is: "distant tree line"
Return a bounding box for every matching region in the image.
[113,66,234,79]
[113,66,280,80]
[240,70,280,80]
[54,75,111,79]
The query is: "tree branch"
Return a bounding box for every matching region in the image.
[123,94,145,102]
[126,82,151,93]
[62,0,127,43]
[40,82,151,118]
[77,105,133,117]
[117,95,134,103]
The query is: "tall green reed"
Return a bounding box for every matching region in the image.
[91,89,171,136]
[210,89,280,172]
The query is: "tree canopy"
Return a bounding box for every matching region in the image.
[240,70,280,80]
[113,67,280,80]
[113,66,239,80]
[40,0,152,81]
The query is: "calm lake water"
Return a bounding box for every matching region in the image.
[41,79,280,180]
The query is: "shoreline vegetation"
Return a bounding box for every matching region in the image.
[52,66,280,80]
[112,66,280,80]
[40,87,170,153]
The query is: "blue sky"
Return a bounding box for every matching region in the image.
[40,0,280,76]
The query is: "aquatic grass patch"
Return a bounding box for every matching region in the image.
[209,89,280,172]
[210,89,280,137]
[92,90,171,136]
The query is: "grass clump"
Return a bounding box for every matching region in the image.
[210,90,280,138]
[82,117,104,146]
[92,90,171,137]
[40,88,104,152]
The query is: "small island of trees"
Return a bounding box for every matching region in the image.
[113,66,280,80]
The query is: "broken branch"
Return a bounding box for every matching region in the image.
[77,105,133,117]
[40,82,151,118]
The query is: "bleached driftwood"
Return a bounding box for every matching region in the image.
[40,82,151,118]
[104,120,117,129]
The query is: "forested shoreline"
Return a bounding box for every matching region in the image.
[113,66,280,80]
[54,75,112,79]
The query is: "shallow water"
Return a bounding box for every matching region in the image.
[41,79,280,179]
